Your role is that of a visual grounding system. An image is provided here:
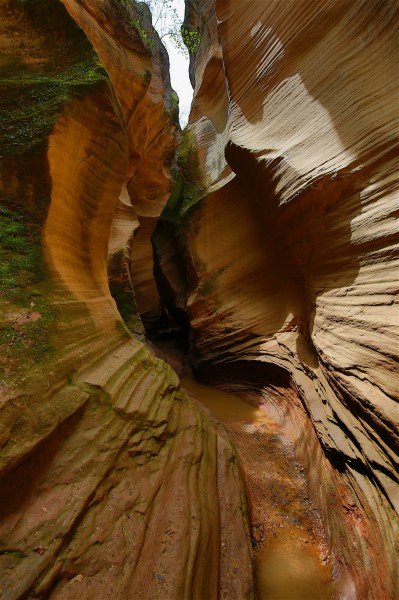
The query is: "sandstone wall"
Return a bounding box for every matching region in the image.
[155,0,399,597]
[0,1,254,597]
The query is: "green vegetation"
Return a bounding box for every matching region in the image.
[0,52,107,158]
[0,0,110,382]
[116,0,156,52]
[0,300,55,359]
[181,28,202,54]
[0,204,42,294]
[129,0,201,56]
[171,90,179,111]
[108,250,143,335]
[161,128,208,224]
[0,0,112,383]
[133,16,156,51]
[0,200,56,383]
[0,0,108,157]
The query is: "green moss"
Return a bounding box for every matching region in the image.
[143,68,152,84]
[0,297,56,384]
[111,284,137,320]
[24,304,55,360]
[108,250,143,335]
[0,57,107,158]
[0,198,56,383]
[160,128,208,224]
[171,90,179,110]
[0,204,43,299]
[133,18,156,51]
[0,1,108,157]
[116,0,155,53]
[0,0,112,387]
[197,270,224,298]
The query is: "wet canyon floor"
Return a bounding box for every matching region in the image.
[148,334,333,600]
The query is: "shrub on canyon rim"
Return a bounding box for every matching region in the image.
[130,0,201,56]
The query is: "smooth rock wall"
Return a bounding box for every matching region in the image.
[0,1,254,597]
[155,0,399,597]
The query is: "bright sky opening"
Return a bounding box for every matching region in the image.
[150,0,193,128]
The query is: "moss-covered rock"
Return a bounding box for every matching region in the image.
[160,127,208,224]
[0,1,108,158]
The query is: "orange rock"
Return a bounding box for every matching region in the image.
[155,0,399,597]
[0,2,254,598]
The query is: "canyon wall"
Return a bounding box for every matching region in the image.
[154,0,399,598]
[0,1,254,598]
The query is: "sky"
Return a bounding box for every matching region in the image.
[150,0,193,127]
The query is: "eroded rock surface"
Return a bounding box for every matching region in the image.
[0,1,254,598]
[154,0,399,598]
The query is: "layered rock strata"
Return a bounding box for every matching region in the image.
[0,1,254,597]
[154,0,399,598]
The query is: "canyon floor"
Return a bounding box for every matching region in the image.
[149,326,333,599]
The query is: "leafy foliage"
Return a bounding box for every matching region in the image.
[181,28,202,54]
[0,0,101,382]
[133,17,156,50]
[138,0,201,56]
[170,90,179,110]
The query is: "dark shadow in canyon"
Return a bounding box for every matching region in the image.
[152,220,190,334]
[223,140,361,367]
[215,136,399,508]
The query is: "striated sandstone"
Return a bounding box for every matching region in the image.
[0,1,254,598]
[60,0,181,321]
[154,0,399,598]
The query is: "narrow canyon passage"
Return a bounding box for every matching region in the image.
[150,336,332,600]
[182,376,333,600]
[1,0,397,598]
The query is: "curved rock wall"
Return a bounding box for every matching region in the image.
[60,0,181,321]
[0,1,254,597]
[155,0,399,597]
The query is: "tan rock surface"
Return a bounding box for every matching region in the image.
[155,0,399,597]
[0,1,254,598]
[0,340,253,599]
[61,0,181,320]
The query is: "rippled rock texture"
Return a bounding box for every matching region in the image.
[154,0,399,597]
[0,1,254,598]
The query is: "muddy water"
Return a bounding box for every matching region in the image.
[181,375,332,600]
[181,375,272,424]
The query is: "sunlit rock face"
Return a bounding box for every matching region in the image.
[0,1,254,598]
[155,0,399,597]
[60,0,182,322]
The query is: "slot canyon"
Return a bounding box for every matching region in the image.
[0,0,398,599]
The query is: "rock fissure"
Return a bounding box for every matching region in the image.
[1,0,398,598]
